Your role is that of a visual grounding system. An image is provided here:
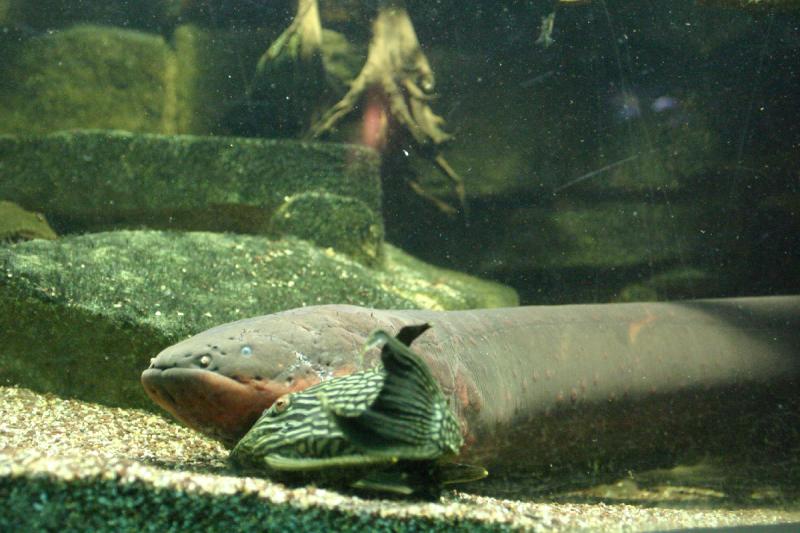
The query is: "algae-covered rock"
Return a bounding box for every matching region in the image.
[0,230,517,410]
[615,284,660,303]
[616,267,721,302]
[382,244,518,310]
[0,25,171,135]
[0,201,57,242]
[0,0,177,32]
[0,130,381,240]
[270,192,383,266]
[390,192,741,304]
[0,22,295,137]
[483,200,720,271]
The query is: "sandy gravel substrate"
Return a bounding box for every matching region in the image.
[1,385,799,532]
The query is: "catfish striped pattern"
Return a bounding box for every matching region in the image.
[231,370,386,464]
[230,326,467,493]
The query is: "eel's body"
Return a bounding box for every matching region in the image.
[142,296,800,474]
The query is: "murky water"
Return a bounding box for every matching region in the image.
[1,0,799,529]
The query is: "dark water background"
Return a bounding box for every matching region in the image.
[1,0,798,305]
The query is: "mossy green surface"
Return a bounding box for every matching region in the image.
[0,230,517,410]
[0,1,9,24]
[0,291,171,411]
[0,23,284,137]
[0,475,510,533]
[0,0,176,32]
[0,201,57,242]
[271,192,384,267]
[0,26,170,135]
[383,244,519,309]
[0,130,381,236]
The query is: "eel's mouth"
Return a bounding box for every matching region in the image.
[141,368,316,447]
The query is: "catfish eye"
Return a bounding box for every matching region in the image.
[273,395,291,413]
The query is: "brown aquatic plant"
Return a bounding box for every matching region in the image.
[256,0,465,215]
[309,1,466,216]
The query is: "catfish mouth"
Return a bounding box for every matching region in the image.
[141,367,297,448]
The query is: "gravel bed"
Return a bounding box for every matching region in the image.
[1,386,799,532]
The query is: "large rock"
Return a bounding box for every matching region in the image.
[270,192,383,267]
[0,24,278,137]
[0,201,57,243]
[0,130,381,262]
[0,0,177,32]
[475,200,734,271]
[0,230,517,411]
[0,26,171,135]
[386,192,739,303]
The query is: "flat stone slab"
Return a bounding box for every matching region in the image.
[0,130,381,235]
[2,386,798,532]
[0,230,517,411]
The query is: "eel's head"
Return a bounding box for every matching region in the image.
[141,317,355,447]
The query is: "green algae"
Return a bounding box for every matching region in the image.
[0,201,57,242]
[0,476,511,533]
[0,130,381,238]
[271,192,384,267]
[0,26,170,135]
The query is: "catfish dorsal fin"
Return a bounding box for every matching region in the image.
[395,323,432,347]
[355,323,429,371]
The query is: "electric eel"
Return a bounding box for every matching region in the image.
[142,296,800,489]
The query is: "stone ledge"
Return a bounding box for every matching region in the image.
[0,130,381,236]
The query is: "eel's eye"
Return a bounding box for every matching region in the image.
[273,395,291,414]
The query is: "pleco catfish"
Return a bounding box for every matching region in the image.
[230,324,486,497]
[143,297,800,492]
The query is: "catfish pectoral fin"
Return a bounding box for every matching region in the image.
[437,462,489,485]
[351,460,486,499]
[352,462,443,500]
[326,397,443,459]
[264,453,398,472]
[350,473,416,496]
